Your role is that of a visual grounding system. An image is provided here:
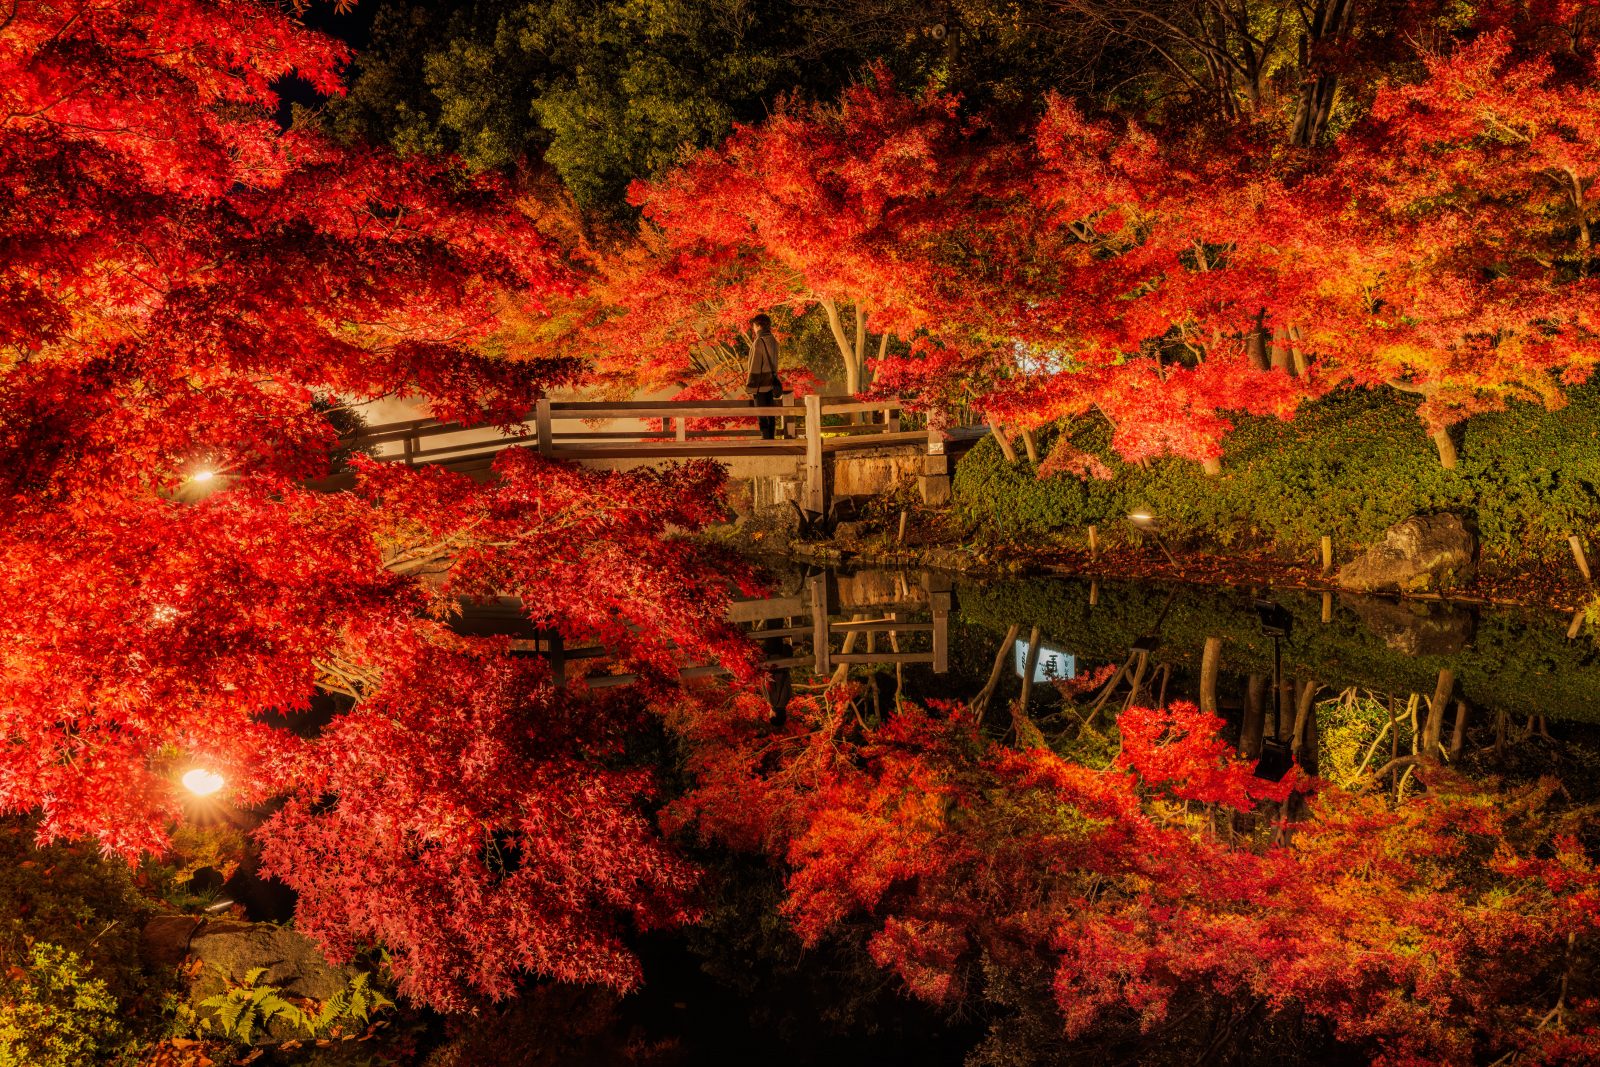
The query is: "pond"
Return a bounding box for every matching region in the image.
[589,566,1600,1067]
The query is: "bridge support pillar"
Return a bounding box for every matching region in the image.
[803,393,826,515]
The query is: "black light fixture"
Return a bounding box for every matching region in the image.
[1252,594,1295,782]
[1127,511,1178,566]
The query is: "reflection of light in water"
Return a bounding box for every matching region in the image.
[1014,640,1076,683]
[181,769,225,797]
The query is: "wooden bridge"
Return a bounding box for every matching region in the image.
[454,570,953,688]
[337,395,982,512]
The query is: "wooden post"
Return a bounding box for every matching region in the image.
[1199,636,1222,714]
[809,575,831,676]
[674,416,687,443]
[803,393,825,515]
[887,405,900,433]
[547,632,566,687]
[930,588,951,673]
[1569,609,1586,640]
[1087,525,1098,560]
[897,510,908,544]
[535,398,553,458]
[402,431,416,467]
[1321,592,1333,623]
[1569,535,1592,582]
[1088,580,1098,607]
[1320,535,1333,576]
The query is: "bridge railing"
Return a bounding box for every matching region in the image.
[344,395,944,512]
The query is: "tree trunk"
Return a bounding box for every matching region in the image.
[1240,675,1268,759]
[1269,327,1294,374]
[819,296,865,396]
[1431,427,1458,470]
[1201,456,1223,477]
[1245,312,1271,370]
[1199,636,1223,714]
[1021,430,1039,465]
[1292,679,1318,759]
[1290,0,1358,147]
[1448,699,1469,759]
[1018,626,1042,712]
[990,424,1018,464]
[1424,668,1455,756]
[972,623,1022,715]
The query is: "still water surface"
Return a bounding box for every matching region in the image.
[605,567,1600,1066]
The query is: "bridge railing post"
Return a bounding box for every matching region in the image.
[809,574,831,675]
[535,398,553,457]
[803,393,825,515]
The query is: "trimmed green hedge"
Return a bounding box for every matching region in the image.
[954,385,1600,563]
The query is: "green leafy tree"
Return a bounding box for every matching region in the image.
[334,0,806,212]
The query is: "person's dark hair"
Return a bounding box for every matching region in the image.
[751,313,772,331]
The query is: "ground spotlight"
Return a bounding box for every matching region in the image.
[181,768,225,797]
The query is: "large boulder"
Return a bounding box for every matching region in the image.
[1338,514,1476,594]
[143,915,358,1043]
[1342,593,1476,656]
[187,919,354,1003]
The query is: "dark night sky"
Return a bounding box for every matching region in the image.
[273,0,380,125]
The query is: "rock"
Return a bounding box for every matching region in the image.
[831,520,872,542]
[1337,514,1476,594]
[141,914,203,969]
[918,473,951,506]
[187,919,355,1003]
[1341,594,1476,656]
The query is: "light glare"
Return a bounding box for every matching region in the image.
[181,768,225,797]
[192,470,215,483]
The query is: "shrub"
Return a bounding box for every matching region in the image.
[954,385,1600,563]
[0,942,132,1067]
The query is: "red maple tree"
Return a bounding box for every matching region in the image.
[0,0,758,1007]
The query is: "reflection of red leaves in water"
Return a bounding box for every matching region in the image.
[670,693,1600,1064]
[1052,662,1117,698]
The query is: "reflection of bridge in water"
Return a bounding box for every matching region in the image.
[453,569,952,688]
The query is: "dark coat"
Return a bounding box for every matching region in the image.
[744,331,782,394]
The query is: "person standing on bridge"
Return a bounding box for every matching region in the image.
[744,313,784,440]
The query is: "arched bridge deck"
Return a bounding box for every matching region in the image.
[330,395,985,512]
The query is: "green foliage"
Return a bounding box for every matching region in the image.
[0,942,133,1067]
[195,967,392,1046]
[0,821,155,1010]
[333,0,805,212]
[333,2,1159,217]
[953,385,1600,564]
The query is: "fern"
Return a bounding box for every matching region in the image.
[197,965,390,1046]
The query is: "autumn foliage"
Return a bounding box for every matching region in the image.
[0,0,753,1009]
[4,0,1600,1058]
[669,692,1600,1065]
